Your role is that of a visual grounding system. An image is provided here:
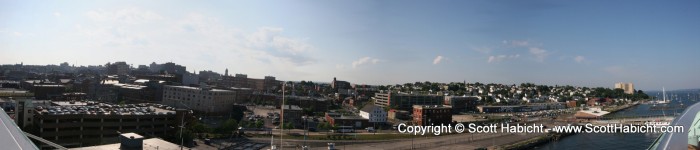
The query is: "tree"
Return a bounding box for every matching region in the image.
[255,120,264,128]
[218,119,238,134]
[174,129,195,146]
[284,122,294,129]
[191,122,212,135]
[317,122,326,130]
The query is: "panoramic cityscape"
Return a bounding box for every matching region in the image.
[2,0,700,150]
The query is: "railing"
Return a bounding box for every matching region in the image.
[24,132,68,150]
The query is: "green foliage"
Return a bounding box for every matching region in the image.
[191,122,212,134]
[255,120,264,128]
[216,119,238,134]
[284,122,294,129]
[174,129,194,146]
[317,122,327,130]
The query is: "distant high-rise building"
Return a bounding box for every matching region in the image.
[614,82,635,94]
[106,61,129,75]
[225,68,229,76]
[161,62,186,75]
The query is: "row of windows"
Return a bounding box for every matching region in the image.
[164,88,235,96]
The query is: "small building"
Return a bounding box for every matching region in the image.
[413,105,452,126]
[566,100,578,108]
[388,109,410,120]
[359,104,387,124]
[325,112,369,128]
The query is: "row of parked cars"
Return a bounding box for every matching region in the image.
[36,102,176,116]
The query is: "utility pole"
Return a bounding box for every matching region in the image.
[279,82,286,150]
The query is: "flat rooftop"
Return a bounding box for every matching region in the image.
[39,101,177,116]
[167,85,233,92]
[69,138,180,150]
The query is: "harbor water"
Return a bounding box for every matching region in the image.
[534,90,700,150]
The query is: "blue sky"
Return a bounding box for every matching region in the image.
[1,0,699,90]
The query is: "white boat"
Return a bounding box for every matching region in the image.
[656,87,670,104]
[645,121,671,127]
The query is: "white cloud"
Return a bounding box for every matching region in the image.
[53,12,61,17]
[246,27,313,55]
[86,8,163,24]
[529,47,548,62]
[488,54,520,63]
[433,55,444,65]
[574,56,585,63]
[72,8,318,79]
[352,57,380,69]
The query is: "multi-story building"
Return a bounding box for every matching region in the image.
[359,104,387,124]
[614,82,635,94]
[444,96,480,114]
[113,83,159,104]
[281,105,303,127]
[161,62,186,75]
[182,72,199,86]
[198,70,221,82]
[218,74,249,88]
[106,62,129,75]
[413,105,452,126]
[20,80,65,100]
[162,85,237,114]
[262,76,280,91]
[218,74,280,92]
[32,101,184,148]
[374,92,444,111]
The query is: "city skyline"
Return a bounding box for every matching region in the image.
[2,0,699,90]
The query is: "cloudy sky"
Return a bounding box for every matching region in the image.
[1,0,699,90]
